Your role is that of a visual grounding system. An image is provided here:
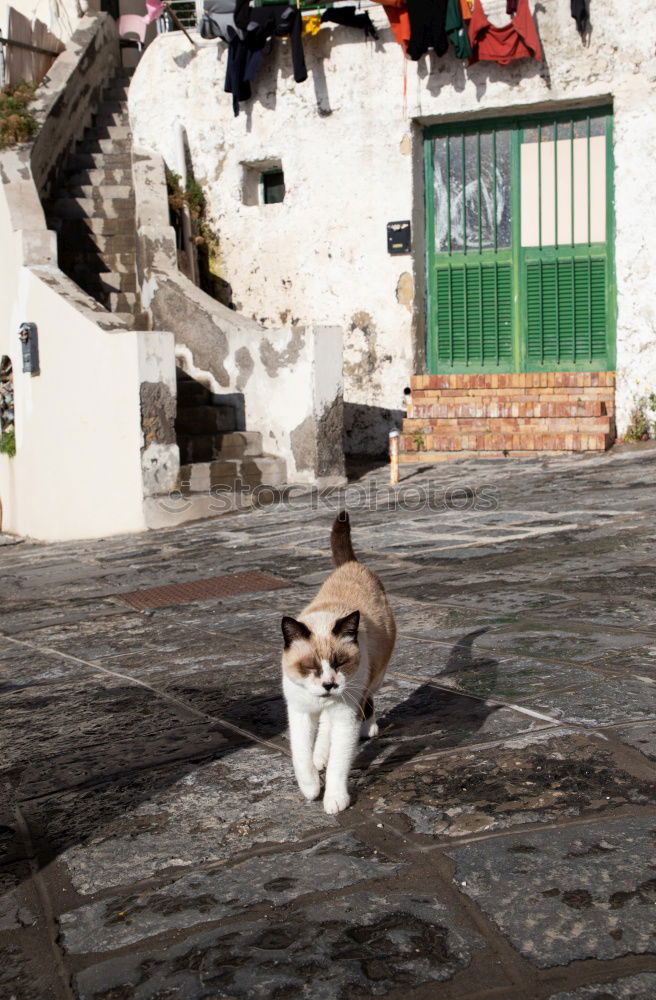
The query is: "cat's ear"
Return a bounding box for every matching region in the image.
[281,616,312,648]
[333,610,360,643]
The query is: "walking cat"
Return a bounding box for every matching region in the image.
[280,511,396,813]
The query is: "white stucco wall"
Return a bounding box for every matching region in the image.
[0,0,99,45]
[129,1,656,449]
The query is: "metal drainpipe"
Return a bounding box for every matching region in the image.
[175,121,199,287]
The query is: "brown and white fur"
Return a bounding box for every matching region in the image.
[280,511,396,813]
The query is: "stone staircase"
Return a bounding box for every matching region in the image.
[44,67,143,329]
[400,372,616,461]
[176,369,286,492]
[44,66,287,496]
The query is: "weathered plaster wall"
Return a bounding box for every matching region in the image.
[0,0,99,46]
[133,149,345,485]
[0,13,177,541]
[129,1,656,448]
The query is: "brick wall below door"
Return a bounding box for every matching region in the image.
[400,372,616,461]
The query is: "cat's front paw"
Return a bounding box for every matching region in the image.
[297,772,321,801]
[323,788,351,814]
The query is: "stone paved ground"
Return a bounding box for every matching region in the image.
[1,448,656,1000]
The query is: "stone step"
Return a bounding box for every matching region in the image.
[67,152,132,171]
[177,431,247,464]
[211,431,263,459]
[111,312,136,327]
[83,125,131,141]
[73,271,137,294]
[64,184,133,199]
[102,86,130,100]
[93,110,129,128]
[77,137,132,156]
[47,197,135,220]
[402,416,613,435]
[400,430,613,454]
[177,454,287,492]
[176,404,238,436]
[241,455,288,487]
[64,168,132,187]
[55,216,135,236]
[67,233,137,254]
[59,251,136,274]
[108,290,138,312]
[176,376,214,406]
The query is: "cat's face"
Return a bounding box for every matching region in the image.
[280,610,360,699]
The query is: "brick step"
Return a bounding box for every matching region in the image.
[403,417,613,434]
[410,400,611,420]
[176,404,239,436]
[400,431,612,453]
[46,197,134,219]
[399,450,583,464]
[178,455,287,492]
[412,387,615,402]
[411,373,616,391]
[63,168,132,187]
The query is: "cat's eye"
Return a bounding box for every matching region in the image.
[298,660,321,676]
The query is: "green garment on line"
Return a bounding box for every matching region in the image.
[446,0,472,59]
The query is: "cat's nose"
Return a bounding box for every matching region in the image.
[322,681,337,692]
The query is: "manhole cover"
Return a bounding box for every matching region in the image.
[119,571,291,610]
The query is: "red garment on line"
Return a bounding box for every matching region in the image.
[468,0,542,65]
[372,0,411,51]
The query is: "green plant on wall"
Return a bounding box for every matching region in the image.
[0,82,37,149]
[0,428,16,458]
[412,433,425,451]
[165,169,230,305]
[624,393,656,442]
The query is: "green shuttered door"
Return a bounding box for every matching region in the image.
[435,261,513,367]
[425,109,615,374]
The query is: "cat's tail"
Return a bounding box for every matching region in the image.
[331,510,357,567]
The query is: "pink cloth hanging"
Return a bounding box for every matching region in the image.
[144,0,165,24]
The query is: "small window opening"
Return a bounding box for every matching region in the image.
[262,169,285,205]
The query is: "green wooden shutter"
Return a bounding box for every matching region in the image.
[525,255,607,366]
[435,261,513,368]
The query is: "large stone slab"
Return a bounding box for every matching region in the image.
[60,832,401,954]
[475,622,650,662]
[448,816,656,968]
[74,891,484,999]
[533,597,656,632]
[520,677,656,726]
[547,973,656,999]
[358,732,652,839]
[35,746,335,895]
[364,676,552,757]
[0,675,197,772]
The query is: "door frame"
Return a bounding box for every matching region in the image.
[423,105,616,374]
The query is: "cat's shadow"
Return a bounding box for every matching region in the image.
[354,627,502,782]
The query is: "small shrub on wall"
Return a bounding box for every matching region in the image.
[0,82,37,148]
